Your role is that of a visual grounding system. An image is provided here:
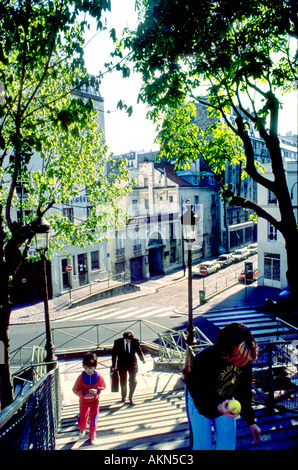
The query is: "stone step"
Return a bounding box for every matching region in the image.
[236,406,298,450]
[56,387,298,451]
[56,389,188,450]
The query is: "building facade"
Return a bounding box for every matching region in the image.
[10,82,109,301]
[258,146,298,289]
[106,159,221,282]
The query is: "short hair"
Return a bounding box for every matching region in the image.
[82,352,97,368]
[123,330,134,340]
[214,323,258,367]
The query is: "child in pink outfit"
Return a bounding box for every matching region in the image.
[72,352,106,445]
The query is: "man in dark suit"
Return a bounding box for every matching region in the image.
[111,330,145,405]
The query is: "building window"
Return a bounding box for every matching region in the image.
[115,231,125,255]
[72,255,77,275]
[264,252,280,281]
[169,195,173,203]
[61,259,70,289]
[145,199,149,210]
[91,250,100,270]
[268,190,277,205]
[268,223,277,241]
[169,222,175,241]
[86,206,93,218]
[63,207,74,223]
[17,209,33,224]
[133,226,141,251]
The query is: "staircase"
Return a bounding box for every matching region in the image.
[56,387,298,451]
[56,389,188,451]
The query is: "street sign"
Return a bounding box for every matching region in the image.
[199,266,208,275]
[66,265,72,272]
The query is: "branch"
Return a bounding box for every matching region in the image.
[225,190,281,230]
[234,116,274,191]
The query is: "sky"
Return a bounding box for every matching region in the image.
[84,0,157,156]
[83,0,298,156]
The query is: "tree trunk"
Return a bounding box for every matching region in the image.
[0,301,14,411]
[283,228,298,294]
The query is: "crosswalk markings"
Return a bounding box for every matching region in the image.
[203,309,292,341]
[55,305,179,322]
[64,306,117,321]
[140,307,174,318]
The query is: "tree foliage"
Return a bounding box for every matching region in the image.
[157,101,246,181]
[118,0,298,294]
[0,0,132,409]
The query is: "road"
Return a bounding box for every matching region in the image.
[9,255,259,358]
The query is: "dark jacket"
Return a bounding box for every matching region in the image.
[186,345,255,426]
[112,337,145,373]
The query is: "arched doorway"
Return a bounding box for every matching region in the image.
[147,233,164,276]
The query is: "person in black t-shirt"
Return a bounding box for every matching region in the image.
[185,322,261,450]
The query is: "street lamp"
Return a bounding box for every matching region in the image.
[34,217,56,369]
[181,204,199,374]
[180,198,190,270]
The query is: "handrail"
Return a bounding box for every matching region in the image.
[275,317,298,341]
[10,319,178,372]
[0,362,59,428]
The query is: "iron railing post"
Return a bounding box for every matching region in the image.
[268,343,275,409]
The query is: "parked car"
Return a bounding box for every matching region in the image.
[238,268,258,285]
[265,289,295,311]
[247,243,258,255]
[217,253,234,268]
[192,260,221,276]
[231,248,250,262]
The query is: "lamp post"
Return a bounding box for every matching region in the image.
[181,204,198,374]
[180,197,190,268]
[34,217,56,369]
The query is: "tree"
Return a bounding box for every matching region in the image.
[156,101,247,179]
[119,0,298,292]
[0,0,131,409]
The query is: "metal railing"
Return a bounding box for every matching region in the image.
[275,317,298,342]
[9,319,179,373]
[0,362,61,450]
[57,271,131,309]
[197,271,238,299]
[252,340,298,412]
[158,327,212,363]
[2,317,297,450]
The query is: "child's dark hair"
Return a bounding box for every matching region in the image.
[83,352,97,368]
